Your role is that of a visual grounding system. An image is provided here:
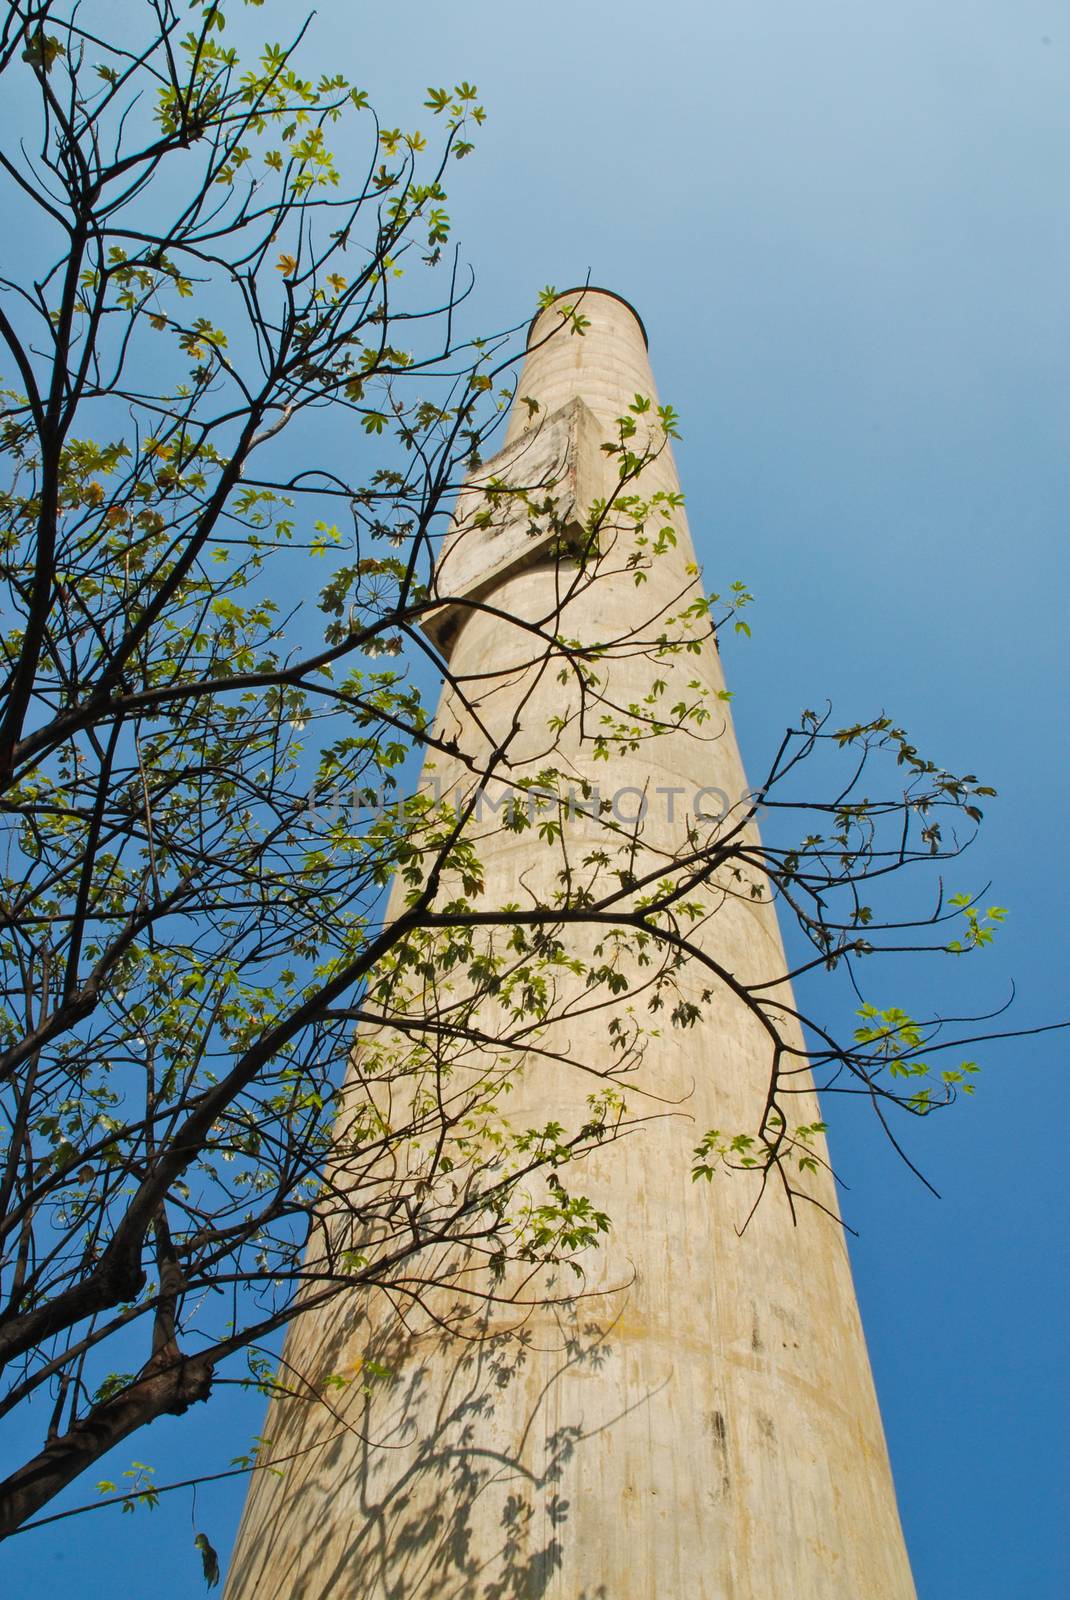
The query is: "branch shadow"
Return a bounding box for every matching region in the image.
[227,1285,630,1600]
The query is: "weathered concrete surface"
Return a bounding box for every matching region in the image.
[225,289,916,1600]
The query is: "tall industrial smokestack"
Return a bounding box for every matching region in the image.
[225,288,916,1599]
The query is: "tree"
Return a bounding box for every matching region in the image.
[0,0,1018,1549]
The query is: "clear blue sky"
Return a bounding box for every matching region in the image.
[4,2,1068,1595]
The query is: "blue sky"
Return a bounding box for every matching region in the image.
[3,1,1068,1595]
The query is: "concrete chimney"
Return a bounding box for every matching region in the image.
[224,288,916,1600]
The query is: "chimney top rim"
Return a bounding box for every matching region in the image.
[526,286,648,351]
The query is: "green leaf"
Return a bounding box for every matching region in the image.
[195,1532,221,1589]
